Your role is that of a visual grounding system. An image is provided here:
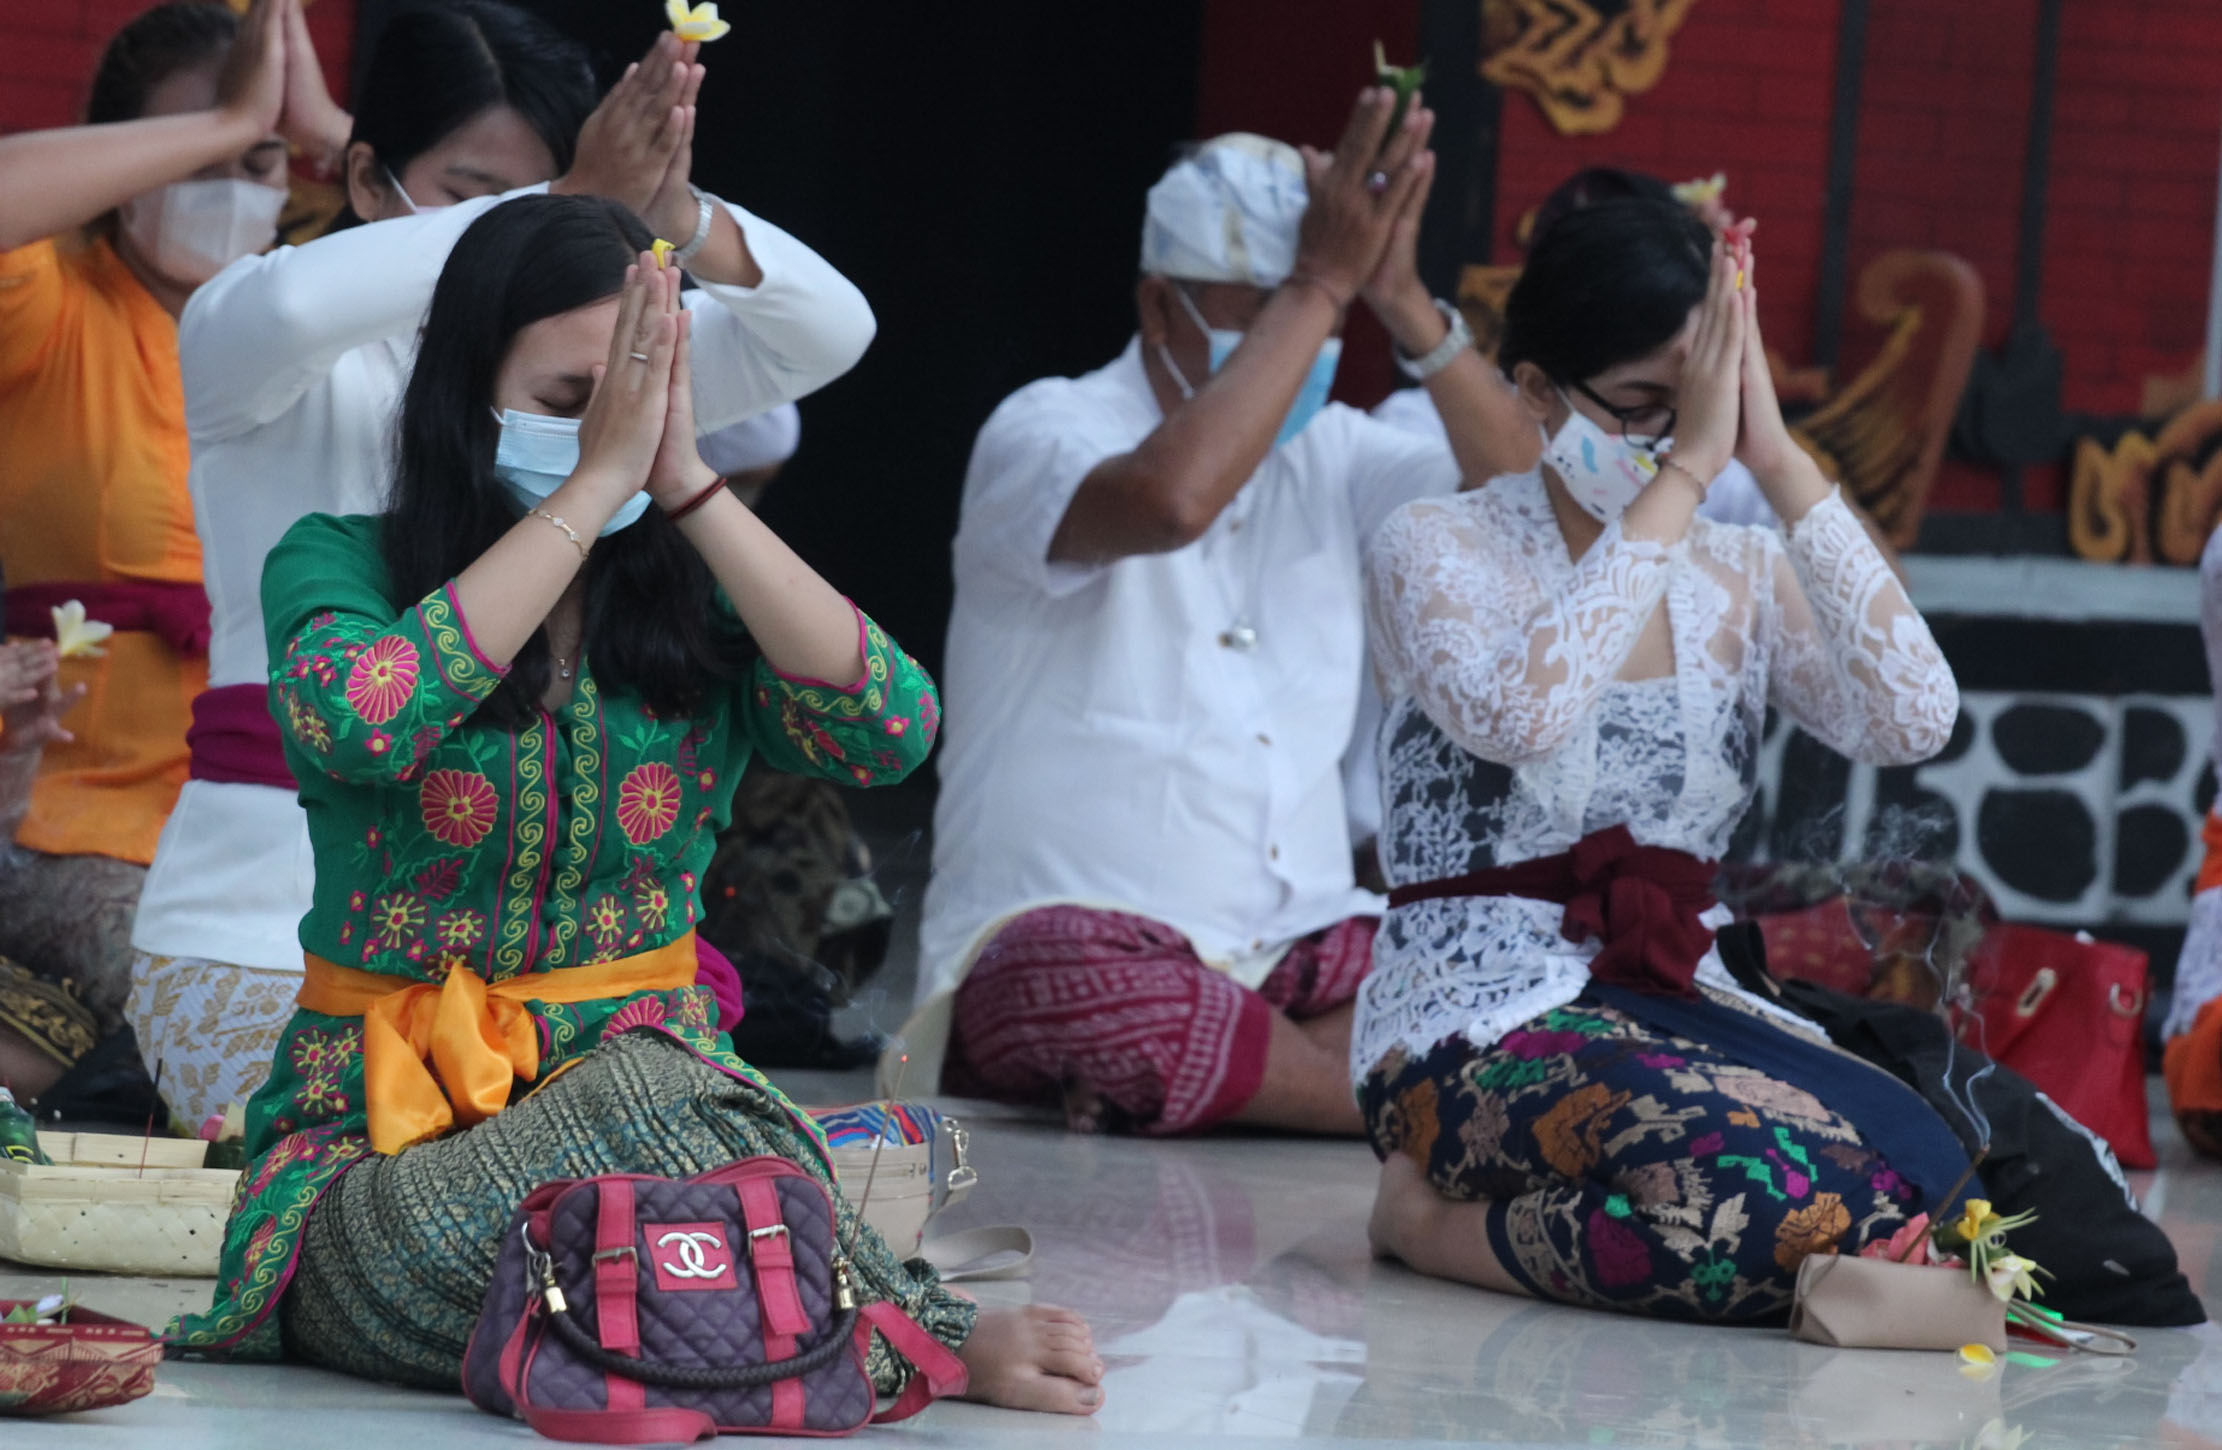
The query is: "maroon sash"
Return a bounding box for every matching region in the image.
[5,580,210,657]
[1387,825,1718,999]
[185,684,292,789]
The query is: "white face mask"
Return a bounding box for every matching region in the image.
[117,178,283,285]
[1541,387,1672,523]
[384,164,447,216]
[490,407,651,535]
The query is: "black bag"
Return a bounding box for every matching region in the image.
[1717,922,2204,1327]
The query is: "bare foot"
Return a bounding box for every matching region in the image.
[957,1304,1105,1416]
[1366,1150,1438,1264]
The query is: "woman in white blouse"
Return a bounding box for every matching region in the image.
[1357,200,1967,1321]
[128,2,867,1125]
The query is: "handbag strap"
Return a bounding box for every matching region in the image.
[921,1225,1034,1282]
[538,1288,859,1391]
[515,1402,719,1445]
[593,1180,645,1416]
[859,1298,970,1424]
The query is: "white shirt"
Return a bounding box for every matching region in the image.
[130,191,868,971]
[1347,387,1778,844]
[915,339,1460,1002]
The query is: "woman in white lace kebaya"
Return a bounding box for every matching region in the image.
[1357,201,1970,1321]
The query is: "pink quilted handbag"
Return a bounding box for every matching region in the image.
[461,1157,967,1442]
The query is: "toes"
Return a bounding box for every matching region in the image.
[1043,1345,1102,1384]
[1030,1304,1089,1330]
[1042,1325,1093,1354]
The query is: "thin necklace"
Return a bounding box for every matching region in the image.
[1210,487,1274,652]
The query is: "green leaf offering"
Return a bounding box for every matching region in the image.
[1374,40,1428,139]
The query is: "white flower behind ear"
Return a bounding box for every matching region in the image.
[51,600,113,660]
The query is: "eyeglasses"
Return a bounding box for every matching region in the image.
[1570,379,1675,448]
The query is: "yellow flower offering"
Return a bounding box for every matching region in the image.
[1955,1199,1997,1243]
[1672,171,1727,207]
[50,600,113,660]
[665,0,731,42]
[651,238,676,268]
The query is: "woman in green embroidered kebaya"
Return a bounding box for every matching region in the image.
[169,193,1106,1417]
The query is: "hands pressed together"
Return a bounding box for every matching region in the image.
[572,254,720,519]
[557,34,711,259]
[1663,221,1823,516]
[221,0,351,176]
[1291,87,1444,351]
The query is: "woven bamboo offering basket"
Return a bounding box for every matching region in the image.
[0,1132,240,1278]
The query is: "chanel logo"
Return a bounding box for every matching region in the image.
[655,1230,731,1281]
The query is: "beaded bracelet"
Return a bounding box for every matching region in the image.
[663,475,728,523]
[1658,458,1711,502]
[530,507,590,560]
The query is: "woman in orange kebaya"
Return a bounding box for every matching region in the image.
[0,0,334,1043]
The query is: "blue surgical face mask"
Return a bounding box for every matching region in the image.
[489,407,651,535]
[1158,283,1340,447]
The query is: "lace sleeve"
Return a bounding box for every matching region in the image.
[1365,495,1675,765]
[1764,489,1958,765]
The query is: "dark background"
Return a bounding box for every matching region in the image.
[379,0,1215,683]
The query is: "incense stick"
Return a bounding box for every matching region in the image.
[1893,1146,1988,1262]
[135,1059,164,1179]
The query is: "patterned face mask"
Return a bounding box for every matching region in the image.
[1541,387,1668,523]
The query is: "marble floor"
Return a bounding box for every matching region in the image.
[4,1075,2221,1448]
[9,796,2222,1446]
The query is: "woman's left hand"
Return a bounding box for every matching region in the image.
[645,256,720,510]
[644,57,707,250]
[277,0,351,175]
[1358,100,1441,343]
[1730,232,1807,486]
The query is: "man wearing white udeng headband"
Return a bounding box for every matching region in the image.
[903,89,1539,1137]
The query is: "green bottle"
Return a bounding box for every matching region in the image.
[0,1087,46,1166]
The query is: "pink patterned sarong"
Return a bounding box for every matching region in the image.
[946,905,1376,1135]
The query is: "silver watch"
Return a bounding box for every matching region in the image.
[1394,298,1474,382]
[672,185,716,266]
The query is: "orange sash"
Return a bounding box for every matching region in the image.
[2199,810,2222,895]
[298,933,701,1155]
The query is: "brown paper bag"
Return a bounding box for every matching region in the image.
[1789,1253,2007,1353]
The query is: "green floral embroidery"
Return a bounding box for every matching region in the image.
[168,516,938,1359]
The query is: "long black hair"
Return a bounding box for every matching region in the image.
[340,0,595,225]
[386,193,751,728]
[1499,198,1711,386]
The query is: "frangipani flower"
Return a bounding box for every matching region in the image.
[665,0,731,42]
[51,600,113,659]
[1983,1253,2043,1304]
[1672,171,1727,207]
[651,238,676,268]
[1957,1343,1996,1367]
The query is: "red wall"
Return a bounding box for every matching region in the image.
[0,0,355,134]
[1194,0,1422,409]
[1489,0,2222,518]
[1493,0,1842,374]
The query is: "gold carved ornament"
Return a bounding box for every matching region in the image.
[2068,402,2222,566]
[1480,0,1703,137]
